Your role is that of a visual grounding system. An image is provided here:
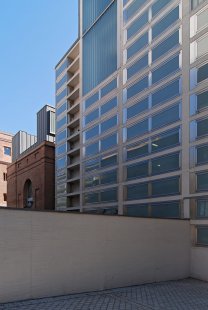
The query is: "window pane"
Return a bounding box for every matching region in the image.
[127,141,149,160]
[85,125,99,141]
[198,35,208,58]
[127,11,149,40]
[197,200,208,218]
[127,183,148,200]
[152,177,180,196]
[152,55,179,84]
[197,90,208,111]
[4,147,11,156]
[101,78,117,98]
[101,154,117,167]
[85,142,99,156]
[127,161,148,180]
[197,63,208,83]
[197,145,208,164]
[152,105,179,130]
[101,97,117,115]
[57,102,67,116]
[57,116,67,130]
[56,88,67,104]
[85,175,99,188]
[152,6,179,39]
[152,30,179,62]
[56,144,67,156]
[197,227,208,245]
[197,172,208,191]
[127,54,148,80]
[127,76,148,100]
[85,192,99,204]
[85,92,99,110]
[127,97,149,119]
[56,74,67,92]
[100,170,117,185]
[197,6,208,30]
[151,128,180,153]
[151,202,180,218]
[101,116,117,133]
[57,130,67,143]
[85,158,99,172]
[152,0,172,17]
[56,60,68,79]
[152,79,180,107]
[124,0,144,22]
[152,152,180,175]
[101,133,117,151]
[126,204,149,217]
[57,156,67,170]
[127,32,148,59]
[191,0,207,10]
[197,118,208,137]
[85,109,99,125]
[127,119,149,140]
[100,188,117,202]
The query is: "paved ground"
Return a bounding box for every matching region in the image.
[1,279,208,310]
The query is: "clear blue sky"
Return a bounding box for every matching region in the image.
[0,0,78,135]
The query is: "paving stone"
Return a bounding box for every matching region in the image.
[0,279,208,310]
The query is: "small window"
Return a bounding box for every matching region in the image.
[101,97,117,115]
[197,226,208,246]
[126,76,149,100]
[101,154,117,168]
[197,144,208,165]
[100,170,117,185]
[152,55,179,85]
[100,133,117,152]
[85,192,99,204]
[152,30,179,62]
[127,141,149,160]
[197,172,208,191]
[127,97,148,120]
[85,157,100,172]
[57,130,67,143]
[127,10,149,40]
[126,204,149,217]
[127,161,149,180]
[56,156,67,170]
[124,0,145,22]
[152,104,180,130]
[152,152,180,175]
[85,92,99,110]
[127,54,148,80]
[152,176,180,196]
[3,173,7,181]
[56,102,67,117]
[101,116,117,134]
[151,201,180,218]
[152,79,180,107]
[101,79,117,98]
[152,6,179,39]
[127,32,149,60]
[152,0,172,17]
[100,188,117,202]
[56,88,67,104]
[127,118,149,140]
[57,116,67,130]
[3,193,7,202]
[85,142,99,157]
[151,128,180,153]
[85,109,99,126]
[127,182,149,200]
[85,125,99,141]
[197,117,208,137]
[197,90,208,111]
[197,200,208,218]
[4,146,11,156]
[197,63,208,84]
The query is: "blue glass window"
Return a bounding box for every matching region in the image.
[152,6,179,39]
[197,144,208,165]
[127,161,149,180]
[197,118,208,137]
[127,97,148,119]
[57,102,67,117]
[85,109,99,126]
[152,30,179,62]
[85,92,99,110]
[57,116,67,130]
[124,0,145,22]
[126,76,148,100]
[85,142,99,157]
[57,156,67,170]
[57,130,67,143]
[127,141,149,160]
[152,176,180,196]
[56,60,68,79]
[127,54,148,80]
[197,90,208,111]
[127,32,148,59]
[101,78,117,97]
[4,147,11,156]
[127,119,148,140]
[101,116,117,133]
[151,128,180,153]
[85,125,99,141]
[151,201,180,218]
[56,144,67,156]
[101,133,117,151]
[56,88,67,105]
[152,79,180,107]
[197,172,208,191]
[126,204,149,217]
[197,63,208,84]
[127,183,148,200]
[56,74,67,92]
[152,152,180,175]
[152,104,180,130]
[127,11,149,40]
[152,55,179,85]
[152,0,172,17]
[101,97,117,115]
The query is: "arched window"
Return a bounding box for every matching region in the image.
[23,179,33,208]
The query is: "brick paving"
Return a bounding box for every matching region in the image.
[1,279,208,310]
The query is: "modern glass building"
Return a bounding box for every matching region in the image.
[55,0,208,239]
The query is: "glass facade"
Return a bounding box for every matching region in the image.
[83,1,117,95]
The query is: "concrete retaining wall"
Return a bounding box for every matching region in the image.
[0,209,190,303]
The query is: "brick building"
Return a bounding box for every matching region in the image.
[7,105,56,210]
[7,141,55,210]
[0,132,12,207]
